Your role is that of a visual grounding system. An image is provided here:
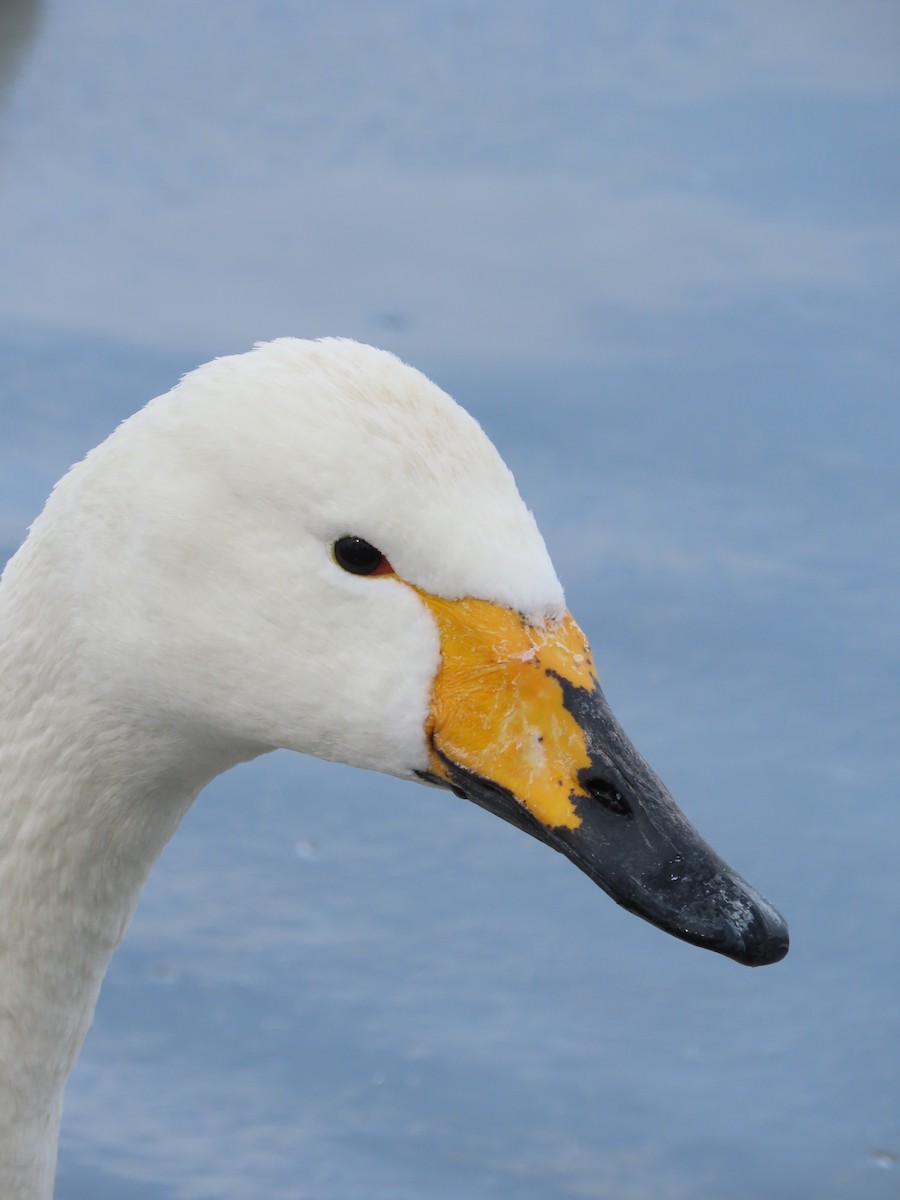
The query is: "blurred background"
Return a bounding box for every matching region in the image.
[1,2,898,1197]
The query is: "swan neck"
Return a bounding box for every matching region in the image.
[0,582,253,1198]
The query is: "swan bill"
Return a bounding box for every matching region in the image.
[417,596,789,969]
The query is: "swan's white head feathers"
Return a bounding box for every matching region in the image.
[18,338,563,780]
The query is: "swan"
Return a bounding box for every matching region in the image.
[0,337,788,1198]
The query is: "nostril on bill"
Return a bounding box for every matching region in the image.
[583,773,632,816]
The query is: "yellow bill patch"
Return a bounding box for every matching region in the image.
[415,592,599,829]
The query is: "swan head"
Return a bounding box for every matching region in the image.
[36,337,788,967]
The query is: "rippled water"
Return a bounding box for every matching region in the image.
[1,3,898,1197]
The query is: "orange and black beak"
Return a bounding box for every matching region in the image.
[415,594,789,968]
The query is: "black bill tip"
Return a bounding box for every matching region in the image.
[648,874,790,968]
[550,805,791,969]
[718,889,790,967]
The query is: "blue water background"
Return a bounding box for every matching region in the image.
[1,3,898,1197]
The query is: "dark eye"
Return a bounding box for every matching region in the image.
[332,536,394,577]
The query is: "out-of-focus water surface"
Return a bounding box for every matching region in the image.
[1,2,898,1197]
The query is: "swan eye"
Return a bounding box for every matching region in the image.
[332,536,394,577]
